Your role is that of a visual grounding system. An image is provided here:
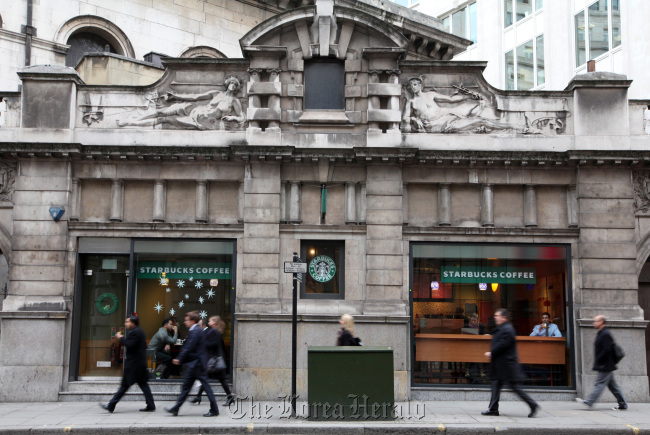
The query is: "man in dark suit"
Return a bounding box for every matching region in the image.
[576,315,628,410]
[165,310,219,417]
[100,315,156,413]
[481,308,539,418]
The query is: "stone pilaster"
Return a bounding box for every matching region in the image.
[481,184,494,227]
[364,165,405,314]
[195,180,208,223]
[288,181,301,224]
[576,167,648,401]
[438,183,451,226]
[345,181,356,224]
[69,178,80,221]
[0,159,70,401]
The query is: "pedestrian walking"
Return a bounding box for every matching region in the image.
[191,316,235,407]
[165,310,219,417]
[100,315,156,413]
[336,314,362,346]
[481,308,539,418]
[576,315,628,410]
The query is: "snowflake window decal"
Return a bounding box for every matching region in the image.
[169,308,175,316]
[206,289,215,299]
[189,276,194,282]
[199,310,207,319]
[198,296,204,304]
[185,294,189,299]
[177,280,185,288]
[178,301,185,308]
[195,281,203,289]
[154,302,164,313]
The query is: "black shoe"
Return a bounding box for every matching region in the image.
[139,407,155,412]
[99,403,114,413]
[613,405,628,410]
[481,410,499,416]
[190,396,202,405]
[164,407,178,416]
[528,404,539,418]
[203,409,219,417]
[224,395,235,407]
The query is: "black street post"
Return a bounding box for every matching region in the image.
[291,251,298,417]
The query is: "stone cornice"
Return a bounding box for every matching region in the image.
[0,311,68,319]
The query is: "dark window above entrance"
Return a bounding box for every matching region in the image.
[304,59,345,110]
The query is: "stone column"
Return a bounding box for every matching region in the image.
[481,184,494,227]
[345,181,356,224]
[280,181,287,223]
[567,185,578,227]
[238,181,245,223]
[109,179,123,222]
[402,182,409,225]
[288,181,301,224]
[195,180,208,223]
[368,71,381,132]
[438,183,451,226]
[69,178,80,221]
[248,69,262,132]
[357,182,367,224]
[153,180,166,222]
[267,69,281,132]
[524,184,537,227]
[388,70,400,132]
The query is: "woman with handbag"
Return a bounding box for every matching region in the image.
[191,316,235,406]
[336,314,362,346]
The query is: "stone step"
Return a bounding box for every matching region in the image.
[61,381,230,402]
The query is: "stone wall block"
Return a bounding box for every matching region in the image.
[241,253,279,268]
[10,265,65,282]
[15,177,69,191]
[582,274,639,291]
[11,250,67,265]
[366,180,403,195]
[366,165,402,181]
[12,236,68,251]
[243,237,280,254]
[366,239,403,255]
[243,207,281,223]
[243,223,279,238]
[581,259,637,274]
[13,191,68,206]
[19,161,68,177]
[366,224,402,240]
[12,221,68,236]
[579,228,636,244]
[9,280,65,296]
[244,179,281,194]
[366,195,402,210]
[581,288,640,304]
[366,254,403,270]
[578,198,634,214]
[579,212,635,229]
[365,210,402,225]
[580,243,637,259]
[244,193,280,209]
[242,267,280,284]
[578,183,634,199]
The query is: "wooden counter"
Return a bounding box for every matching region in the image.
[415,334,566,365]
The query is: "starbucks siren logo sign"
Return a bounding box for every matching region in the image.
[309,255,336,283]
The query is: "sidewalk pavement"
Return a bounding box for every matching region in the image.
[1,399,649,434]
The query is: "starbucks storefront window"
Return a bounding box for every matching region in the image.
[411,243,572,387]
[133,240,234,380]
[300,240,344,299]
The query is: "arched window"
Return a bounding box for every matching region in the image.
[56,16,134,67]
[65,32,117,67]
[179,46,226,59]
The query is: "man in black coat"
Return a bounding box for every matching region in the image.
[100,315,156,413]
[576,315,628,410]
[165,310,219,417]
[481,308,539,418]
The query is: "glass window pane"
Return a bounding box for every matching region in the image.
[452,8,467,38]
[536,0,543,9]
[442,16,451,33]
[304,60,345,110]
[77,255,130,378]
[301,240,345,299]
[134,242,234,379]
[505,50,515,90]
[575,12,586,66]
[504,0,513,27]
[536,35,545,86]
[589,0,609,59]
[469,2,478,43]
[612,0,622,48]
[516,0,533,21]
[412,243,572,387]
[516,40,535,90]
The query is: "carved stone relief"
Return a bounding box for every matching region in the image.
[116,76,246,131]
[633,171,650,213]
[0,162,17,204]
[400,77,565,135]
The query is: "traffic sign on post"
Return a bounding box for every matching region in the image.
[284,262,307,274]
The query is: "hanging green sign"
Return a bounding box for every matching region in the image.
[441,266,536,284]
[137,262,232,279]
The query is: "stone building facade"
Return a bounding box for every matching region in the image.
[0,0,649,404]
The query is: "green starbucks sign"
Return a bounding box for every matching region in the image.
[309,255,336,283]
[441,266,536,284]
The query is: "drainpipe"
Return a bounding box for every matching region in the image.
[21,0,35,67]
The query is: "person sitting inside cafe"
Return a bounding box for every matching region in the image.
[530,312,562,337]
[147,317,178,378]
[468,313,485,335]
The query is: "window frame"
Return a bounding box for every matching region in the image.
[573,0,623,68]
[300,239,346,300]
[440,1,478,44]
[504,0,543,29]
[504,34,544,90]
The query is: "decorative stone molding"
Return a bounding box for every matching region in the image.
[633,171,650,214]
[54,15,135,58]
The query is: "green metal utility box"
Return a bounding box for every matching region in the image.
[307,346,394,421]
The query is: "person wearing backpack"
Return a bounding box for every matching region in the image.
[576,315,628,410]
